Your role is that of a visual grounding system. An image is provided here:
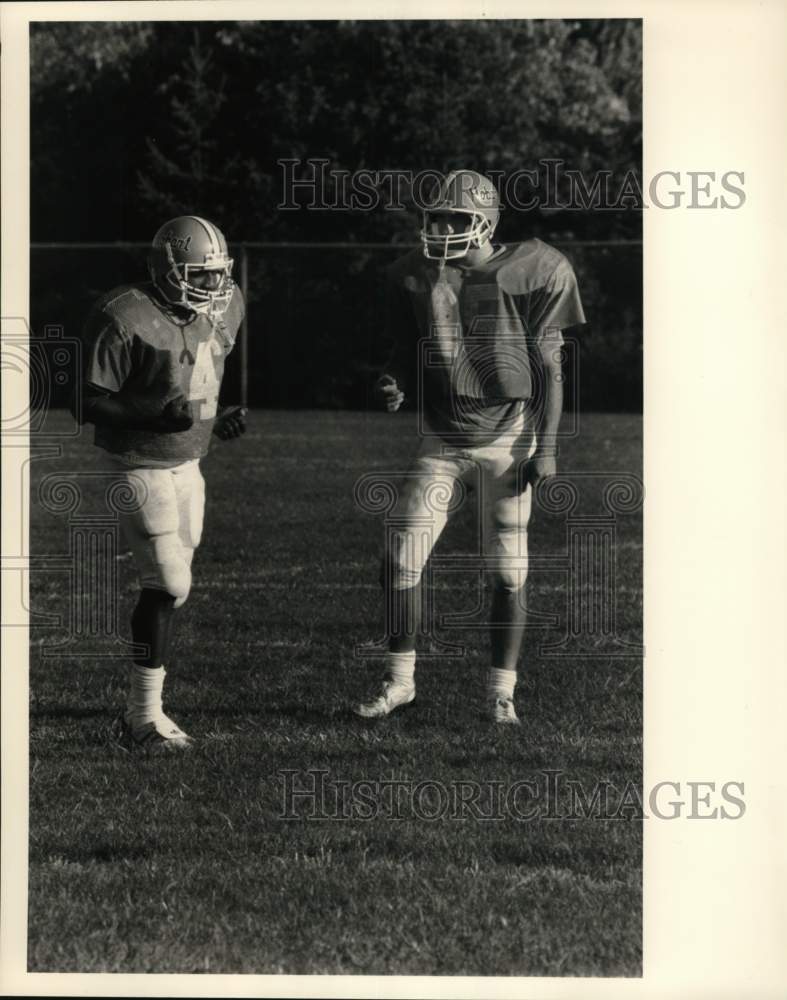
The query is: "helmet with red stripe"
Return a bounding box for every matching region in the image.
[148,216,234,319]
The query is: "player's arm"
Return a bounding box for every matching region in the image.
[524,259,586,487]
[526,328,564,486]
[77,386,194,432]
[374,271,414,412]
[74,311,193,432]
[205,289,249,438]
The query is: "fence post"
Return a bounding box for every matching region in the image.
[239,243,249,408]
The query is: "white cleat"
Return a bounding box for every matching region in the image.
[118,712,194,752]
[353,679,415,719]
[487,696,521,726]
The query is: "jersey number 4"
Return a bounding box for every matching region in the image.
[188,340,221,420]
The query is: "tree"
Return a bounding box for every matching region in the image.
[30,18,642,410]
[31,19,642,242]
[138,28,228,222]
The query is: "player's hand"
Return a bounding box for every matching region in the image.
[213,405,247,440]
[157,395,194,432]
[374,375,405,412]
[524,452,557,488]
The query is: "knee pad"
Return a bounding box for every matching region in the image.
[487,527,529,593]
[489,560,529,593]
[384,532,429,591]
[140,533,192,608]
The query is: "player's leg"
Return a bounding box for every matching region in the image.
[481,440,534,725]
[141,460,205,734]
[130,587,177,668]
[171,458,205,584]
[355,452,460,718]
[115,464,196,750]
[145,458,204,662]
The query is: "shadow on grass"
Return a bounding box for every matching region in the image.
[31,705,107,721]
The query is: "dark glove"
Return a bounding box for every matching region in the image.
[155,395,195,432]
[213,405,248,440]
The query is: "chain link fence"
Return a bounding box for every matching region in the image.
[30,241,642,412]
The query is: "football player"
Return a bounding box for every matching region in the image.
[75,216,247,751]
[355,170,585,725]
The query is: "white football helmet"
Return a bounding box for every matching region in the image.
[421,170,500,262]
[148,215,234,320]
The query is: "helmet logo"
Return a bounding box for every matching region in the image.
[471,182,496,206]
[149,216,233,322]
[161,230,192,251]
[421,171,500,263]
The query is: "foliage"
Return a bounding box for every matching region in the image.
[30,19,642,411]
[31,19,642,242]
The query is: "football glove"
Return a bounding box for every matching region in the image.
[213,405,247,440]
[374,375,405,412]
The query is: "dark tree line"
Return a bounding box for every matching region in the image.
[31,19,641,242]
[30,20,642,411]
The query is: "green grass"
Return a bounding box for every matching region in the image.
[28,409,642,975]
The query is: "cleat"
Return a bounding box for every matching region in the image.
[353,679,415,719]
[487,696,521,726]
[115,711,194,752]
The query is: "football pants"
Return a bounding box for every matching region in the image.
[103,457,205,608]
[387,419,536,593]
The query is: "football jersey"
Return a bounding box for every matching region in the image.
[384,239,585,445]
[81,281,245,467]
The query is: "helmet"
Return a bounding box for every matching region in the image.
[148,216,234,319]
[421,170,500,262]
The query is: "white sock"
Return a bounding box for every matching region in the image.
[126,664,166,724]
[385,650,416,687]
[488,667,517,700]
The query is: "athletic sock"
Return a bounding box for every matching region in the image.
[385,650,416,687]
[131,588,177,668]
[488,667,517,701]
[126,664,166,725]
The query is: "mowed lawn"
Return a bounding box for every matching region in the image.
[28,409,642,975]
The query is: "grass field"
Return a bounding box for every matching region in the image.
[28,409,642,975]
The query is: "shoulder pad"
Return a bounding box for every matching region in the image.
[99,283,160,325]
[497,240,573,296]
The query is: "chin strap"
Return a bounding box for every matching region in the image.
[178,325,195,365]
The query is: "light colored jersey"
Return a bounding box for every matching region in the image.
[81,281,244,467]
[384,239,585,445]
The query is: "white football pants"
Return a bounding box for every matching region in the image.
[102,455,205,608]
[387,417,537,593]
